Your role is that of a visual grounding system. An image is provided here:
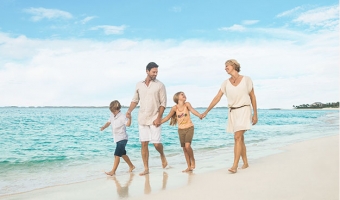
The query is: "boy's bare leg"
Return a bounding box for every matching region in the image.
[154,143,168,168]
[122,155,135,172]
[106,156,120,176]
[140,141,149,176]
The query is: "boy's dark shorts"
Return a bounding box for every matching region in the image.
[115,140,127,157]
[178,126,194,147]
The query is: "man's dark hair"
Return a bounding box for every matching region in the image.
[146,62,159,71]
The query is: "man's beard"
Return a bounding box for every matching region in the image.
[149,75,156,80]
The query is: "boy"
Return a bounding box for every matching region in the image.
[100,100,135,175]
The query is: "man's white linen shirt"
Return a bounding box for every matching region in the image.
[132,79,167,125]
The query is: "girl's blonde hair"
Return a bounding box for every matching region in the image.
[225,59,241,72]
[109,100,121,112]
[169,91,183,126]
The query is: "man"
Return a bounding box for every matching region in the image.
[126,62,168,176]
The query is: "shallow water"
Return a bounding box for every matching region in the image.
[0,107,338,196]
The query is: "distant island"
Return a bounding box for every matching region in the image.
[293,102,339,109]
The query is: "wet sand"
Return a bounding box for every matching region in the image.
[1,135,338,200]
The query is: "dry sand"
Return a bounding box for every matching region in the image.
[1,135,338,200]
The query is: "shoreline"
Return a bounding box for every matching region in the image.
[1,107,339,110]
[1,134,338,200]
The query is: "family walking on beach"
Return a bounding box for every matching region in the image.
[100,59,258,175]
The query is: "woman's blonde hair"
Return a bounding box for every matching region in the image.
[109,100,121,112]
[169,91,183,126]
[225,59,241,72]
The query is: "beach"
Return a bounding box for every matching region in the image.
[1,134,338,200]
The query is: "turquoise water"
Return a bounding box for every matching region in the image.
[0,107,338,196]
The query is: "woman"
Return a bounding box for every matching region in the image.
[202,59,258,173]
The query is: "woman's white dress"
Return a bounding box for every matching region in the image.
[220,76,253,133]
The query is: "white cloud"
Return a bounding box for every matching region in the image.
[276,6,302,18]
[242,20,259,25]
[0,27,338,109]
[276,5,339,30]
[24,7,73,21]
[90,25,127,35]
[219,24,246,32]
[293,5,339,29]
[80,16,96,24]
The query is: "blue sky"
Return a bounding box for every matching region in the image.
[0,0,339,108]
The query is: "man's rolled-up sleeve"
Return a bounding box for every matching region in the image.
[131,85,140,103]
[159,84,167,108]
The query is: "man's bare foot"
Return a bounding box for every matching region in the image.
[139,170,149,176]
[228,168,237,173]
[161,156,168,168]
[129,165,136,172]
[105,171,115,176]
[190,159,196,170]
[239,163,249,169]
[182,168,193,173]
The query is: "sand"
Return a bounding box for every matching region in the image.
[1,135,338,200]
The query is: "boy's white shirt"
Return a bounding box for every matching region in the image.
[108,111,129,143]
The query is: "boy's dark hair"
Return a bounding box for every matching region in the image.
[146,62,158,71]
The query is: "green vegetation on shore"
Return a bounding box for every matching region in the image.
[293,102,339,109]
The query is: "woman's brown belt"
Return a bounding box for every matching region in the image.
[229,105,250,112]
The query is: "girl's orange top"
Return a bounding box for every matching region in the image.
[176,104,194,129]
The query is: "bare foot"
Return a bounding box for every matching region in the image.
[182,168,193,173]
[228,168,237,173]
[105,171,115,176]
[139,170,149,176]
[190,159,196,170]
[239,163,249,169]
[129,165,135,172]
[161,156,168,168]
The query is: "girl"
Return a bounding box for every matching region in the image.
[161,92,202,172]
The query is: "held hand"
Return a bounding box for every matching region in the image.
[153,117,162,127]
[126,111,131,119]
[200,112,208,120]
[252,115,258,125]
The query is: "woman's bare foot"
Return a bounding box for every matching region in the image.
[139,170,149,176]
[105,171,115,176]
[239,163,249,169]
[182,168,192,173]
[129,165,135,172]
[228,168,237,173]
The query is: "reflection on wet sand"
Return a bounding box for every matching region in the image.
[109,171,172,198]
[162,172,168,190]
[186,171,194,185]
[144,172,168,194]
[110,173,135,198]
[144,174,151,194]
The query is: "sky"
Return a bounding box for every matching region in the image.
[0,0,339,109]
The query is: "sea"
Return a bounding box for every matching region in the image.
[0,107,338,197]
